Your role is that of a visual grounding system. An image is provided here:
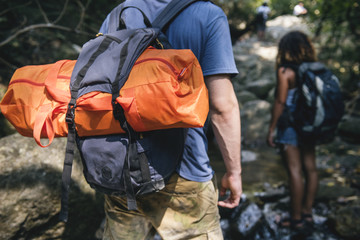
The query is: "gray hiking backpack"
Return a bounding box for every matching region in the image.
[285,62,345,144]
[59,0,204,222]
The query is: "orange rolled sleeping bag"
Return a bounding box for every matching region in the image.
[0,47,209,147]
[0,60,73,147]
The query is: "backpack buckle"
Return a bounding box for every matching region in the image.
[112,100,132,133]
[112,100,122,121]
[66,101,76,124]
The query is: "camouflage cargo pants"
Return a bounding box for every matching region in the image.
[103,173,223,240]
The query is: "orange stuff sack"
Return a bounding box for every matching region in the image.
[0,60,73,147]
[0,47,209,147]
[74,47,209,136]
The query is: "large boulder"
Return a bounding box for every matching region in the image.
[0,133,104,240]
[328,200,360,239]
[236,90,258,107]
[244,78,275,100]
[233,50,275,86]
[230,203,263,239]
[338,114,360,144]
[0,83,16,138]
[266,15,311,41]
[338,96,360,143]
[234,53,262,84]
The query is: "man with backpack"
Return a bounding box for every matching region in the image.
[98,0,242,239]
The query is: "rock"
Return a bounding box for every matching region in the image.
[154,233,163,240]
[262,203,280,235]
[0,114,15,138]
[236,90,258,106]
[234,54,262,84]
[266,87,275,104]
[346,94,360,117]
[0,83,16,138]
[230,203,263,238]
[350,174,360,189]
[250,42,278,61]
[338,114,360,144]
[0,82,6,95]
[234,53,259,69]
[241,150,257,163]
[245,78,275,99]
[338,154,360,173]
[220,219,232,240]
[254,183,288,202]
[234,51,275,86]
[328,200,360,239]
[240,100,271,146]
[0,133,104,240]
[266,15,311,41]
[232,80,245,94]
[316,184,357,202]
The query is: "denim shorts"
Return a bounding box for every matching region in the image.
[276,126,299,147]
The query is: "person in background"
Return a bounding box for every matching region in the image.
[267,31,317,230]
[293,1,308,16]
[255,2,271,41]
[99,0,242,239]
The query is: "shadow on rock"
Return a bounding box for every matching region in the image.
[0,134,105,240]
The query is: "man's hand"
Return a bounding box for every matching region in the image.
[218,172,242,208]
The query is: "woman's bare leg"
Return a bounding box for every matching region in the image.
[301,144,317,216]
[283,144,303,221]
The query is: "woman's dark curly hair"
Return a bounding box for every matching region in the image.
[276,31,317,69]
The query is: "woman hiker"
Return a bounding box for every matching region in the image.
[267,31,318,230]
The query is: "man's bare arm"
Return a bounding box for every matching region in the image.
[206,74,242,208]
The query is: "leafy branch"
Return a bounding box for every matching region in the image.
[0,0,93,48]
[0,1,32,16]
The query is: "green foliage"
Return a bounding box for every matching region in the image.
[213,0,267,25]
[306,0,360,95]
[270,0,298,16]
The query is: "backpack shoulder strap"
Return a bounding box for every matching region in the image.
[106,0,205,33]
[152,0,205,30]
[108,6,121,32]
[280,63,299,73]
[298,62,327,80]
